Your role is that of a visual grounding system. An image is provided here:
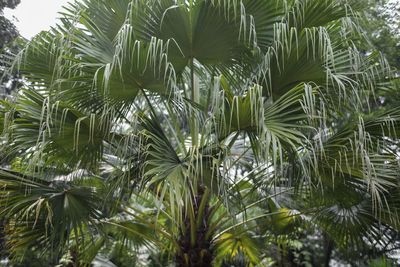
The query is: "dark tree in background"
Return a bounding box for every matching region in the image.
[362,1,400,110]
[364,0,400,69]
[0,0,20,259]
[0,0,21,98]
[0,0,20,49]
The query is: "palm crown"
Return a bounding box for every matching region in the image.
[0,0,399,266]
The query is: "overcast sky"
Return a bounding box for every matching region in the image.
[4,0,70,39]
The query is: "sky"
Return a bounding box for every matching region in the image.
[4,0,70,39]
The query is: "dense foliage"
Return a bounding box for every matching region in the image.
[0,0,399,266]
[0,0,20,49]
[0,0,21,98]
[362,0,400,69]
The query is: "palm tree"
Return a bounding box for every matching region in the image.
[0,0,399,266]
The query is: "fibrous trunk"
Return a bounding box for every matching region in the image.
[176,186,213,267]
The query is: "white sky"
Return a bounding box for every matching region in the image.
[4,0,70,39]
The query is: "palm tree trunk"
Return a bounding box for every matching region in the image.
[323,234,334,267]
[176,186,213,267]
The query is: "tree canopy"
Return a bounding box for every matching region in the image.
[361,0,400,69]
[0,0,399,266]
[0,0,20,49]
